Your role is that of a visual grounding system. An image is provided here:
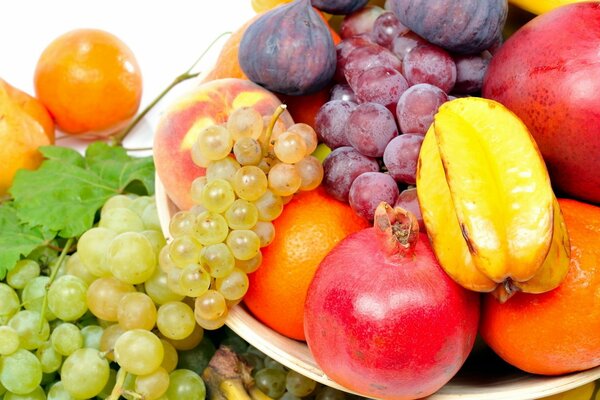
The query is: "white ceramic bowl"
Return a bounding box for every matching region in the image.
[155,175,600,400]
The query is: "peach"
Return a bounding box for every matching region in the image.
[153,78,293,210]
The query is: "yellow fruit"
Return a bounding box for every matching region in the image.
[509,0,589,15]
[416,97,570,301]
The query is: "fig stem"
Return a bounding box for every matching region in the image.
[110,31,232,146]
[374,202,420,257]
[262,104,287,157]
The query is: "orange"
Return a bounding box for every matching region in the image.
[480,198,600,375]
[34,28,142,137]
[244,187,369,341]
[0,79,54,195]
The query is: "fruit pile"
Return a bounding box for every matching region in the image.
[1,0,600,400]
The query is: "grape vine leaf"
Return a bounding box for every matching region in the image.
[9,143,155,239]
[0,202,55,279]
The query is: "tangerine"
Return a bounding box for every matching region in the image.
[34,28,142,137]
[480,198,600,375]
[243,186,368,340]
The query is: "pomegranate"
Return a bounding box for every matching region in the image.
[304,203,480,400]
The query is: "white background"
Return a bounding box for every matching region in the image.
[0,0,255,150]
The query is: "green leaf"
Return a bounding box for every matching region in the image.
[9,143,155,238]
[0,203,55,279]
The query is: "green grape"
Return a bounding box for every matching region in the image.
[225,199,259,230]
[168,210,197,238]
[166,268,189,297]
[253,189,284,222]
[200,179,236,213]
[156,301,196,341]
[101,194,134,216]
[168,235,203,268]
[135,366,170,400]
[194,309,228,330]
[205,157,241,182]
[227,106,264,141]
[288,122,318,155]
[166,322,205,352]
[268,163,302,197]
[99,207,145,234]
[235,251,263,274]
[6,259,40,290]
[256,154,278,175]
[77,227,117,277]
[108,231,157,285]
[315,386,348,399]
[20,277,56,321]
[239,352,265,372]
[114,329,164,376]
[117,292,157,331]
[286,369,317,397]
[215,268,249,301]
[261,114,286,143]
[96,368,118,400]
[189,204,208,216]
[232,165,268,201]
[129,195,155,215]
[61,348,110,399]
[160,339,179,373]
[158,245,177,273]
[280,393,302,400]
[48,275,88,322]
[8,310,49,351]
[264,356,286,371]
[233,136,263,166]
[118,368,137,400]
[165,369,206,400]
[226,230,261,261]
[51,322,83,356]
[4,385,46,400]
[0,326,19,355]
[252,221,276,247]
[0,283,20,324]
[191,139,211,168]
[178,264,211,298]
[86,277,136,322]
[81,325,104,350]
[200,243,235,278]
[35,340,62,374]
[195,124,233,161]
[0,349,43,395]
[274,131,307,164]
[63,252,96,286]
[295,155,324,191]
[194,211,229,246]
[194,290,227,321]
[144,268,185,305]
[141,230,167,262]
[47,381,79,400]
[99,324,125,362]
[254,368,287,398]
[141,202,162,231]
[190,176,208,205]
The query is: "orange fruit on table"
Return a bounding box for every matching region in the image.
[244,186,369,341]
[480,198,600,375]
[34,28,142,137]
[0,79,54,195]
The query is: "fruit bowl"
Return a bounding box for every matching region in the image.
[155,175,600,400]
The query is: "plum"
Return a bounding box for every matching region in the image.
[389,0,508,54]
[238,0,336,96]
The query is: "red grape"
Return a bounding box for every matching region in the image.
[390,31,427,61]
[348,172,399,221]
[371,11,409,48]
[382,133,424,185]
[394,187,425,232]
[396,83,448,135]
[344,44,402,89]
[335,36,374,82]
[340,5,385,39]
[346,102,398,157]
[315,100,357,149]
[452,51,492,94]
[330,83,357,102]
[322,146,380,202]
[354,66,409,109]
[402,43,457,93]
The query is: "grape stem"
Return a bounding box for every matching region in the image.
[261,104,288,157]
[38,236,74,332]
[110,31,233,146]
[106,369,126,400]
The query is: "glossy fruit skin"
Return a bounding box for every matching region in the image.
[311,0,369,15]
[480,198,600,376]
[238,0,336,95]
[483,3,600,204]
[305,224,480,399]
[389,0,508,54]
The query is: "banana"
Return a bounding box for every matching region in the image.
[509,0,589,15]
